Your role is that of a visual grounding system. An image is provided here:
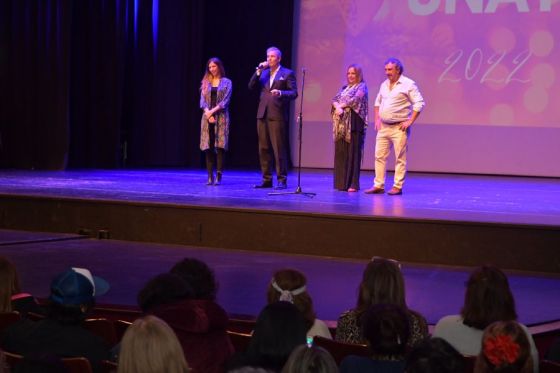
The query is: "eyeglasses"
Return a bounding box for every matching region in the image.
[371,256,401,269]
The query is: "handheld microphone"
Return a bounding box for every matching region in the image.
[256,62,269,70]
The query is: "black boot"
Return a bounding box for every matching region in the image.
[205,150,215,185]
[215,149,224,186]
[207,171,215,185]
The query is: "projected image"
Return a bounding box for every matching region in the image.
[297,0,559,127]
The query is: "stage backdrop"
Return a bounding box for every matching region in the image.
[292,0,560,177]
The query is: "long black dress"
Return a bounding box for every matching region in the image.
[334,111,365,191]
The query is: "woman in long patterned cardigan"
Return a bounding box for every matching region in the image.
[331,64,368,192]
[200,57,232,185]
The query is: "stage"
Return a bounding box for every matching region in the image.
[0,168,559,273]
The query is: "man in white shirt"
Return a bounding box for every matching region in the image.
[365,58,425,195]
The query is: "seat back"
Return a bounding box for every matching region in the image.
[312,336,369,365]
[227,318,256,334]
[227,330,252,354]
[463,355,477,373]
[101,359,118,373]
[114,319,132,342]
[0,312,21,333]
[533,327,560,360]
[540,359,560,373]
[4,351,93,373]
[61,356,93,373]
[83,318,118,346]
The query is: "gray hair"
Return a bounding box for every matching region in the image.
[267,46,282,59]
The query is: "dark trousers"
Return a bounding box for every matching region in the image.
[205,122,224,175]
[257,117,287,183]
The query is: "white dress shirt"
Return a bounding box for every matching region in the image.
[374,75,425,123]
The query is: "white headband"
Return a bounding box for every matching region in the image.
[271,280,306,303]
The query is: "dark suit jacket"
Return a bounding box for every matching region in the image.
[248,66,298,121]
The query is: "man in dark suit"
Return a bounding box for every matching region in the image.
[249,46,298,189]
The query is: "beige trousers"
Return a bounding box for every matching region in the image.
[374,123,409,189]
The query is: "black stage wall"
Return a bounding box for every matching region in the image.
[0,0,295,170]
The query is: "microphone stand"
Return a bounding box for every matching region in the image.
[269,68,316,198]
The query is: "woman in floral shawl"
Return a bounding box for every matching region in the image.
[200,57,232,185]
[331,64,368,192]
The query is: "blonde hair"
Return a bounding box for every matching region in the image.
[0,257,22,312]
[118,315,189,373]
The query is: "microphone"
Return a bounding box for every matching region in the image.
[256,62,269,70]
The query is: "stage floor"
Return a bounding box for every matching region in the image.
[0,168,559,227]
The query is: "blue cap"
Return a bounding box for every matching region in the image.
[49,267,110,305]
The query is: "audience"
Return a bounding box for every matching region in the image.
[433,265,538,371]
[336,257,428,347]
[1,267,110,371]
[0,256,44,316]
[267,269,332,339]
[118,315,189,373]
[405,337,465,373]
[339,303,410,373]
[139,271,233,373]
[3,256,554,372]
[281,344,338,373]
[474,320,533,373]
[228,301,308,372]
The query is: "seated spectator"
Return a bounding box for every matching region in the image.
[336,257,428,347]
[282,344,338,373]
[0,256,44,316]
[139,270,233,373]
[340,304,410,373]
[118,315,189,373]
[170,257,218,300]
[1,267,110,372]
[474,320,533,373]
[433,265,538,371]
[228,301,308,372]
[267,269,332,339]
[405,337,465,373]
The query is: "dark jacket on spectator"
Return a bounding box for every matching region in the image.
[1,318,109,372]
[149,299,234,373]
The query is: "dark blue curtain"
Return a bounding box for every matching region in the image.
[0,0,294,170]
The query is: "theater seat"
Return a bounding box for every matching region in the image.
[101,359,118,373]
[0,312,21,333]
[83,318,118,346]
[114,319,132,341]
[227,330,252,353]
[540,359,560,373]
[312,335,369,365]
[4,351,93,373]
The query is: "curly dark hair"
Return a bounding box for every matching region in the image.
[170,258,218,300]
[137,273,193,312]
